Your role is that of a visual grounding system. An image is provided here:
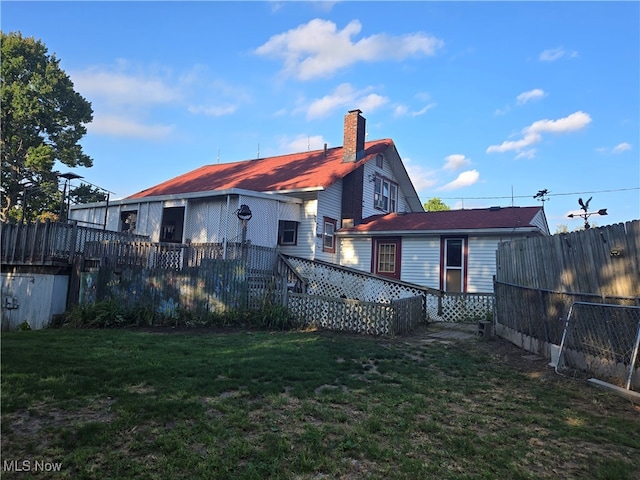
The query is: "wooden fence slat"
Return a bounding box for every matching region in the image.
[496,221,639,297]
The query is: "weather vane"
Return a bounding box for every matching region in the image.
[533,189,550,207]
[567,197,608,229]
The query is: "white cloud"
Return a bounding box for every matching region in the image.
[438,170,480,191]
[539,47,577,62]
[305,83,388,119]
[403,158,438,192]
[516,89,546,105]
[486,132,542,154]
[527,111,591,134]
[255,18,444,80]
[188,104,238,116]
[279,134,327,153]
[88,115,174,140]
[393,102,436,118]
[443,154,470,171]
[487,111,592,156]
[613,142,632,153]
[72,68,181,106]
[515,149,537,160]
[72,62,246,138]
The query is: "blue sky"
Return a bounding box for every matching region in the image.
[3,1,639,230]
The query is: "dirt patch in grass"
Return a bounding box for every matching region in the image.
[402,324,640,413]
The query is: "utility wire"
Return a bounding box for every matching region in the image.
[438,187,639,201]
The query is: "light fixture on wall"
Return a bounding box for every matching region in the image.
[236,204,252,222]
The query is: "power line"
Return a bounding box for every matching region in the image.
[438,187,639,201]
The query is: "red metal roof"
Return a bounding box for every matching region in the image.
[127,139,393,199]
[340,207,546,233]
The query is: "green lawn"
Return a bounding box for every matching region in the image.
[1,327,638,479]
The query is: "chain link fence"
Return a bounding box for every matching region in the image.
[556,302,640,391]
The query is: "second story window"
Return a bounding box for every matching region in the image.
[374,175,398,213]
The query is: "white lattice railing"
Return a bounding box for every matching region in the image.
[436,293,495,323]
[288,293,423,336]
[283,255,494,324]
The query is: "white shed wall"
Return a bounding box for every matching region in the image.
[1,273,68,330]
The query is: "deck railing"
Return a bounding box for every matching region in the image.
[1,221,149,266]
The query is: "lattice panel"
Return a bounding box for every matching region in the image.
[287,257,422,299]
[289,293,393,335]
[437,293,495,323]
[285,255,444,322]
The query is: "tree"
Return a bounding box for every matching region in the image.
[1,31,94,222]
[423,197,450,212]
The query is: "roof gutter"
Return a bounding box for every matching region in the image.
[70,187,303,210]
[337,227,545,237]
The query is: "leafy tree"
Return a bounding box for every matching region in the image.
[423,197,450,212]
[1,31,94,222]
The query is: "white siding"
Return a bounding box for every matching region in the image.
[400,237,441,289]
[466,237,501,293]
[185,199,227,243]
[339,237,372,271]
[280,199,317,259]
[361,154,409,218]
[146,202,163,242]
[238,195,279,248]
[315,181,343,263]
[278,202,300,222]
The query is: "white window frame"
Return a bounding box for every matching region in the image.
[443,237,465,292]
[373,174,398,213]
[278,220,298,245]
[323,217,336,253]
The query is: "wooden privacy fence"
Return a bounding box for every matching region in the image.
[80,260,262,317]
[496,220,640,297]
[288,293,423,335]
[1,221,148,266]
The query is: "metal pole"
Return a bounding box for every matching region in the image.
[59,180,68,221]
[625,319,640,390]
[241,219,247,259]
[103,192,110,230]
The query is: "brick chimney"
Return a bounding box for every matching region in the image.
[342,109,366,163]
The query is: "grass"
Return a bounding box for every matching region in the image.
[1,327,639,479]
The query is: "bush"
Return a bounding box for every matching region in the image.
[56,300,295,331]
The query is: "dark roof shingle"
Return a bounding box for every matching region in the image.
[340,207,546,233]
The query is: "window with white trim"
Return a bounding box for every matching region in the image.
[278,221,298,245]
[323,217,336,253]
[443,238,464,292]
[373,174,398,213]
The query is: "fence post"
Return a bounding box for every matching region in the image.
[626,322,640,390]
[68,221,78,264]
